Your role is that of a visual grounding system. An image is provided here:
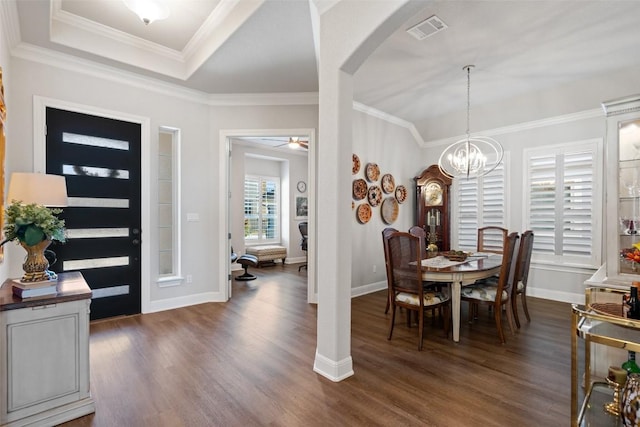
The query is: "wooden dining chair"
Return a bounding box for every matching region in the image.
[381,227,398,314]
[512,230,534,328]
[408,225,427,259]
[387,231,450,350]
[461,232,519,344]
[477,226,508,254]
[408,225,443,319]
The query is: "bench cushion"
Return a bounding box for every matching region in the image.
[246,245,287,262]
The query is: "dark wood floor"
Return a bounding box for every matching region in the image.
[60,263,571,426]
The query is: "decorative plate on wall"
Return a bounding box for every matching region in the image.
[365,163,380,182]
[381,174,395,193]
[353,179,367,200]
[367,185,382,207]
[352,154,361,175]
[395,185,408,204]
[381,197,399,225]
[356,203,372,224]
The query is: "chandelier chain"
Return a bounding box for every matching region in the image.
[466,65,471,138]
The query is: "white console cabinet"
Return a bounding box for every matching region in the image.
[0,272,94,426]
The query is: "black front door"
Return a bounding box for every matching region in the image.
[45,107,142,320]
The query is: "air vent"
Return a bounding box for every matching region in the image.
[406,15,448,40]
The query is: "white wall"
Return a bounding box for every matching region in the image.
[350,108,424,296]
[6,54,318,312]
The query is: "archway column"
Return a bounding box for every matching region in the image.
[312,0,426,382]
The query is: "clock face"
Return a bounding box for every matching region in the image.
[424,182,443,206]
[297,180,307,193]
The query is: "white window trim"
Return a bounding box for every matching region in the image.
[157,126,182,286]
[523,138,603,268]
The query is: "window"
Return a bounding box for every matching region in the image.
[157,127,181,284]
[456,161,507,250]
[244,175,280,243]
[524,139,602,266]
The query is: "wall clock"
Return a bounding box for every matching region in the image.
[297,180,307,193]
[424,182,443,206]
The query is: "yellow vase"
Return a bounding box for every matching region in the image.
[19,239,55,282]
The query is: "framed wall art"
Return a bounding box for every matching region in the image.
[295,196,308,219]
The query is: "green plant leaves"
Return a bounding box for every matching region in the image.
[3,202,65,245]
[23,224,45,246]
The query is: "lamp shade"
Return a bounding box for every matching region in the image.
[7,173,68,207]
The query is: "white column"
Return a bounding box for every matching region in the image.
[312,0,427,382]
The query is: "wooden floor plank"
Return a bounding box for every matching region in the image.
[60,264,571,426]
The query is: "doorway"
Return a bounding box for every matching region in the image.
[221,129,316,303]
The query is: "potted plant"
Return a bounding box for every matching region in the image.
[2,201,66,282]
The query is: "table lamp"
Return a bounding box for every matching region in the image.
[5,172,68,282]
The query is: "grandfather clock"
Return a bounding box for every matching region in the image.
[414,165,452,252]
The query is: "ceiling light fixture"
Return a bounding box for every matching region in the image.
[288,137,301,149]
[123,0,170,25]
[438,65,503,179]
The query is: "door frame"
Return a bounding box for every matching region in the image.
[33,96,152,313]
[220,128,317,303]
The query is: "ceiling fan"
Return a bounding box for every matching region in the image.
[276,137,309,150]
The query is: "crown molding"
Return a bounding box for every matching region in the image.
[352,101,425,146]
[13,42,209,104]
[11,43,320,107]
[424,108,604,148]
[51,0,182,60]
[0,0,21,49]
[49,0,264,81]
[182,0,264,77]
[208,92,318,106]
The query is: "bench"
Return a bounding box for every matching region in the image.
[245,245,287,267]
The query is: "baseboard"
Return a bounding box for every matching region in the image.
[313,349,354,382]
[145,291,225,313]
[527,287,584,305]
[351,280,386,298]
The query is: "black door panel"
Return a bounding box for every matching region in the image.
[46,107,141,320]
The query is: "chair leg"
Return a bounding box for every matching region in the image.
[522,293,531,322]
[505,301,516,336]
[512,294,521,329]
[443,303,450,338]
[494,304,505,344]
[385,289,390,314]
[418,309,424,351]
[388,304,397,340]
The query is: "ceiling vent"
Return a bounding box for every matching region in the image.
[406,15,448,40]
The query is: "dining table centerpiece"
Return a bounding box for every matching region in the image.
[2,201,66,282]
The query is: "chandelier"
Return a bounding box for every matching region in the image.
[438,65,503,179]
[123,0,170,25]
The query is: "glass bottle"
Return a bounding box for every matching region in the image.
[622,351,640,374]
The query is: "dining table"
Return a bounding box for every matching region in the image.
[420,254,503,342]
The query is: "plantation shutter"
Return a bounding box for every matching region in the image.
[456,162,506,250]
[244,175,279,243]
[525,142,598,264]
